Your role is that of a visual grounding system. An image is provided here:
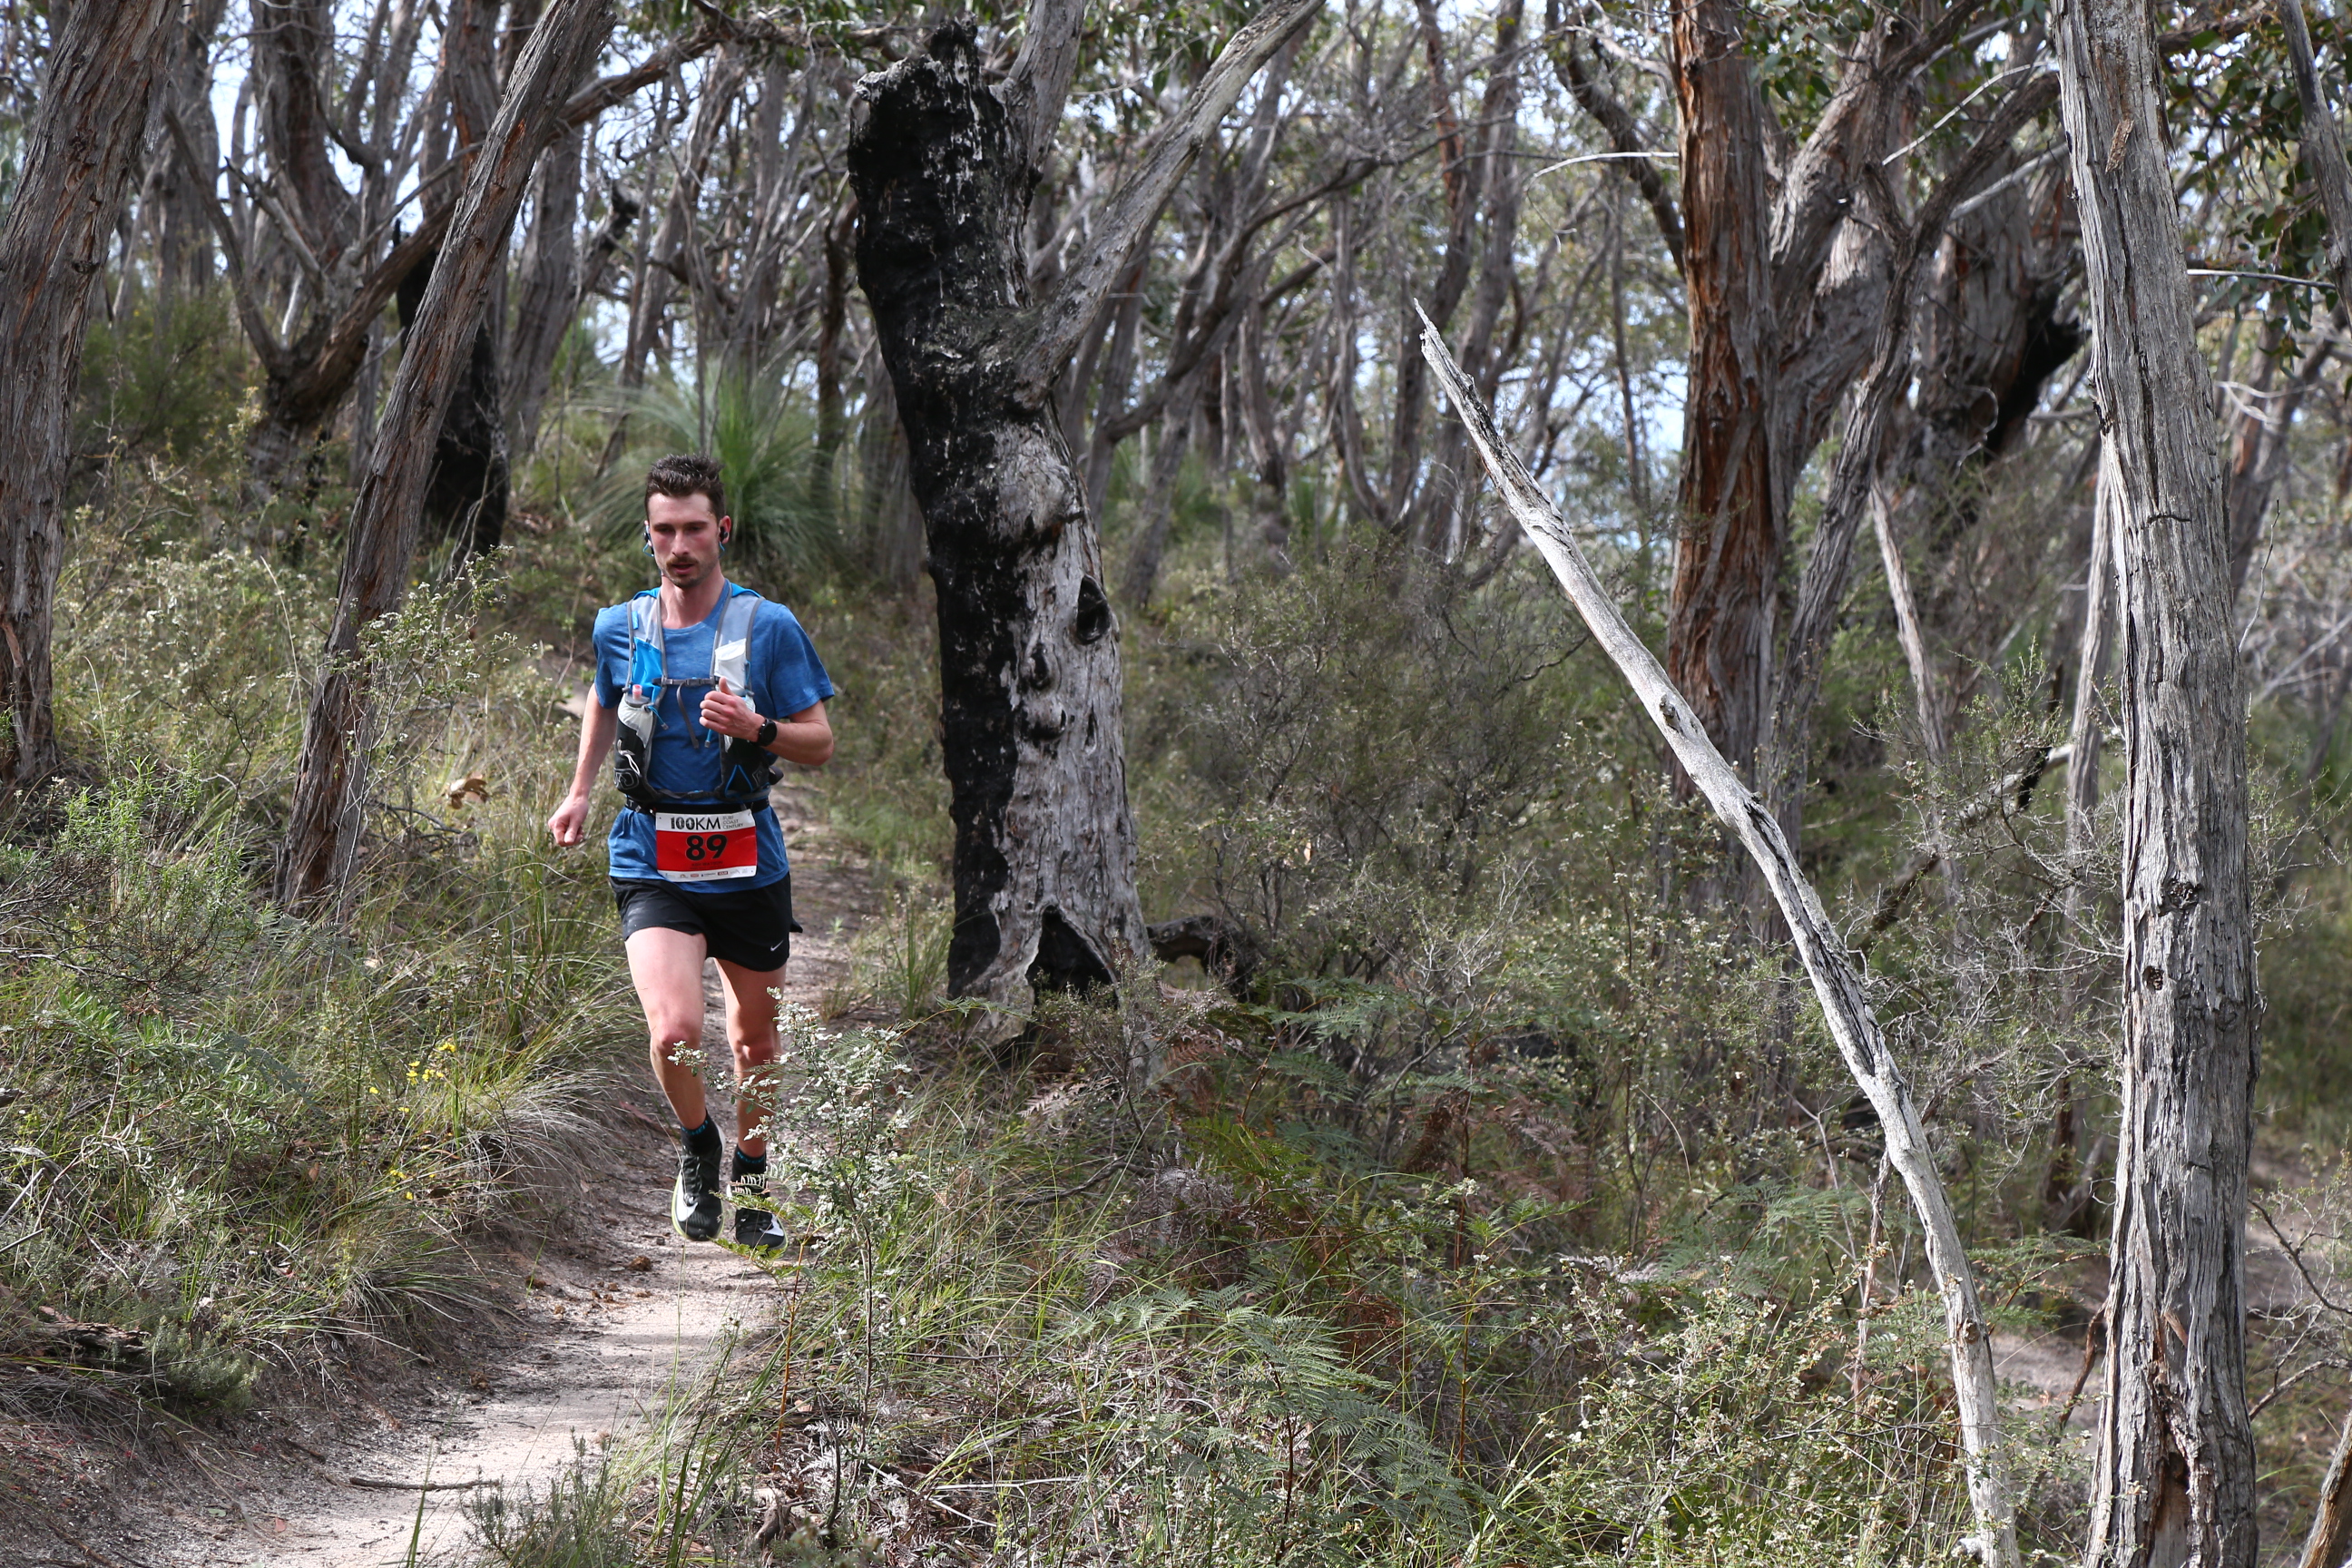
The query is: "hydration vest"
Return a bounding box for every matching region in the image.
[612,585,782,810]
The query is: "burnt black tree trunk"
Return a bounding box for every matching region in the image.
[0,0,179,785]
[848,0,1318,1017]
[280,0,612,907]
[397,245,510,556]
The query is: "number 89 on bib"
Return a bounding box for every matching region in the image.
[653,809,759,881]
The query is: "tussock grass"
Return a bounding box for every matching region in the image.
[477,986,2011,1567]
[1,488,640,1453]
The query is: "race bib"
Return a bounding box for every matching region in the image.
[653,810,759,882]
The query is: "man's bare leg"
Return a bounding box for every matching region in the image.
[625,926,712,1123]
[714,957,786,1248]
[625,926,728,1240]
[714,957,785,1156]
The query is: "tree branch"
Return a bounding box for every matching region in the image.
[2279,0,2352,305]
[1766,69,2060,833]
[163,109,288,369]
[1007,0,1089,168]
[1547,30,1683,276]
[1418,307,2019,1568]
[221,158,329,288]
[1014,0,1324,402]
[562,15,911,131]
[299,204,458,382]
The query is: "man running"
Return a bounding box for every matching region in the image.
[548,454,835,1248]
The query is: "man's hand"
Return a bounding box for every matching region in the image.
[548,794,593,847]
[699,677,763,740]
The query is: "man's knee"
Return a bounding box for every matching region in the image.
[648,1014,703,1054]
[730,1023,778,1066]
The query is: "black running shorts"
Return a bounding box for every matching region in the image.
[612,876,800,973]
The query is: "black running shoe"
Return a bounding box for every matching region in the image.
[731,1193,788,1252]
[672,1140,722,1242]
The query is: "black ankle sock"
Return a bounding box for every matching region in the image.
[681,1115,721,1153]
[731,1148,767,1183]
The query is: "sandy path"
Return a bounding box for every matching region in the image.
[129,802,867,1568]
[216,1167,762,1568]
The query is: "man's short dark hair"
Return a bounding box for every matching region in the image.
[645,454,726,523]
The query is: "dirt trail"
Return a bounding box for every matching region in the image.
[131,801,867,1568]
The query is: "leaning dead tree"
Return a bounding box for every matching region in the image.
[0,0,181,787]
[2054,0,2261,1555]
[280,0,614,907]
[1418,312,2018,1568]
[847,0,1321,1015]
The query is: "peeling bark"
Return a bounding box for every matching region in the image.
[0,0,180,783]
[281,0,612,907]
[1661,0,1781,778]
[2054,0,2261,1555]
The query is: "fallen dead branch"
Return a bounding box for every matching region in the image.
[347,1475,500,1492]
[1418,304,2018,1568]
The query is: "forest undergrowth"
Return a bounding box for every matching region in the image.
[464,505,2352,1563]
[12,309,2352,1566]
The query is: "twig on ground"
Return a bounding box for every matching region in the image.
[29,1510,137,1568]
[348,1475,500,1492]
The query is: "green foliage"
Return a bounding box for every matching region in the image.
[2,485,641,1446]
[75,292,257,464]
[793,586,953,877]
[1132,544,1679,978]
[471,1445,642,1568]
[1502,1289,1959,1564]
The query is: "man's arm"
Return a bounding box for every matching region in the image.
[769,699,834,767]
[699,682,834,768]
[548,696,619,845]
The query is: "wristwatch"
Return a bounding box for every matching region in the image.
[756,717,778,748]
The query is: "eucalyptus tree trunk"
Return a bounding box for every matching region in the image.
[1661,0,1782,777]
[151,0,229,314]
[848,0,1319,1018]
[1760,73,2056,848]
[0,0,179,787]
[811,192,855,528]
[281,0,613,907]
[508,123,583,459]
[410,0,513,559]
[396,244,510,557]
[2054,0,2261,1556]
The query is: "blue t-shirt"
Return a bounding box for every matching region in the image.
[591,586,834,891]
